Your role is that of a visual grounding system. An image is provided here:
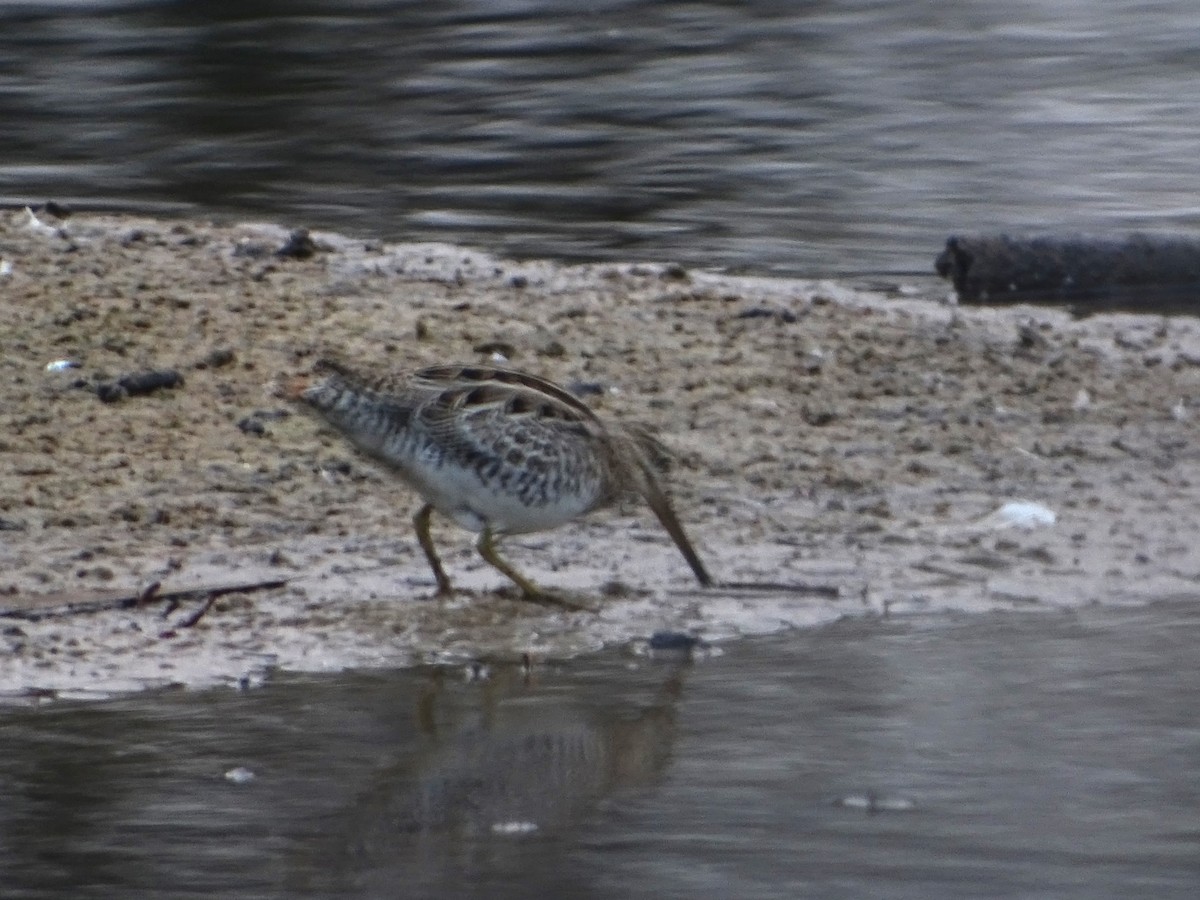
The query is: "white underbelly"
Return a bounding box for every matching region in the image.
[405,462,603,535]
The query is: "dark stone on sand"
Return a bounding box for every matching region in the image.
[567,380,607,397]
[196,348,236,369]
[96,369,185,403]
[95,382,128,403]
[41,201,72,219]
[936,233,1200,314]
[735,306,798,323]
[236,408,290,435]
[275,228,317,260]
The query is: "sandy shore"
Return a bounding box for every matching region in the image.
[3,209,1199,700]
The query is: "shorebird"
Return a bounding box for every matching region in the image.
[291,359,713,607]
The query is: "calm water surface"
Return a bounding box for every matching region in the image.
[3,1,1200,273]
[2,603,1198,898]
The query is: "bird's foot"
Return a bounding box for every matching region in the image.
[494,584,597,613]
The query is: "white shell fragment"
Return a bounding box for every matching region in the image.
[21,206,61,238]
[45,358,82,372]
[982,500,1058,530]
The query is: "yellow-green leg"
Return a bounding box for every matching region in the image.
[475,527,588,611]
[413,503,453,597]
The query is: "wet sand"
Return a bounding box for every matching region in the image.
[3,209,1199,699]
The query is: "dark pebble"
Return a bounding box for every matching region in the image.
[275,228,317,260]
[648,631,701,651]
[96,369,184,403]
[235,408,290,435]
[196,348,236,369]
[735,306,798,323]
[119,370,184,396]
[96,382,128,403]
[322,458,354,477]
[567,380,607,397]
[473,340,516,358]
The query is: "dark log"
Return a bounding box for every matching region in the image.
[936,233,1200,314]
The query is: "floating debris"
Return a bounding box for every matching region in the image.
[224,767,256,785]
[0,259,12,277]
[834,793,915,813]
[235,670,269,691]
[463,662,492,682]
[491,820,539,836]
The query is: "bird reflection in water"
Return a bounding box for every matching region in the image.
[316,655,690,892]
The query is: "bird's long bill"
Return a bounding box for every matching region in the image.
[640,476,714,588]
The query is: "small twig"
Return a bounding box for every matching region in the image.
[0,577,289,622]
[176,592,219,629]
[135,580,162,607]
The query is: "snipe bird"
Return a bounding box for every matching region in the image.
[292,359,713,607]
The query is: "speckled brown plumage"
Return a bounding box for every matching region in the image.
[292,358,712,607]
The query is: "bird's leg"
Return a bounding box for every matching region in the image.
[413,503,454,597]
[475,527,588,611]
[475,526,544,600]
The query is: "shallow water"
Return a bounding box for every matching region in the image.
[3,602,1198,899]
[3,1,1200,274]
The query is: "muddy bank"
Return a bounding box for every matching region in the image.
[3,209,1200,700]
